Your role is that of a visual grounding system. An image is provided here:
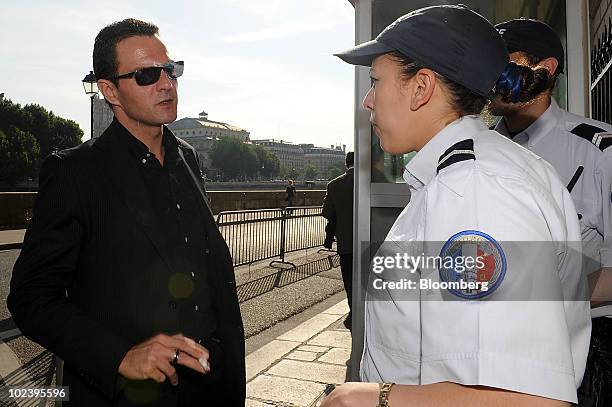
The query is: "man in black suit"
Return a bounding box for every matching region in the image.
[322,152,354,330]
[8,19,245,406]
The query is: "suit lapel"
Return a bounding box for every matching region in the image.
[91,121,175,273]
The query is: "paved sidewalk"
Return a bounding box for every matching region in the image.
[245,299,352,406]
[0,229,25,250]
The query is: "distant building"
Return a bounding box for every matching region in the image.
[301,144,346,176]
[252,139,305,173]
[168,111,250,176]
[92,97,114,138]
[169,111,250,141]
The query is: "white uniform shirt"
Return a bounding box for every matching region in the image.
[495,99,612,318]
[361,116,591,403]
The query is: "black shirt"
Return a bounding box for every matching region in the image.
[117,122,217,340]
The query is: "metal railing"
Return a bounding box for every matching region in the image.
[590,21,611,124]
[216,206,328,267]
[1,206,334,398]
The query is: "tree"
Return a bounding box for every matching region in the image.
[22,104,83,160]
[287,167,300,180]
[254,145,280,179]
[0,98,83,173]
[210,137,274,181]
[303,165,318,181]
[326,165,344,180]
[210,137,243,180]
[263,151,280,178]
[280,165,300,180]
[239,142,259,180]
[0,126,40,188]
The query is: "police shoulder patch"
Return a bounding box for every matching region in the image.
[570,123,612,151]
[436,139,475,174]
[438,230,506,299]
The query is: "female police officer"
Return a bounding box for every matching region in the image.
[321,5,590,407]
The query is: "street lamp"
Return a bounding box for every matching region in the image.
[82,71,98,139]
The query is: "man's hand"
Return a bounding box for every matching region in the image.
[118,333,210,386]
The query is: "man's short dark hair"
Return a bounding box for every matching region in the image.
[93,18,159,84]
[346,152,354,167]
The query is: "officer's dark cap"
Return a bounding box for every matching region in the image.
[495,18,564,74]
[334,5,509,98]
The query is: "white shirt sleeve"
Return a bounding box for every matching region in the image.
[418,165,590,403]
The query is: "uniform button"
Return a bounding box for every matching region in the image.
[194,305,199,311]
[204,248,210,255]
[176,203,181,210]
[168,301,177,310]
[141,158,147,164]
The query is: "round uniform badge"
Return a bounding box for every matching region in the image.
[438,230,506,299]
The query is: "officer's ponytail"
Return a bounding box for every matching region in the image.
[494,62,553,103]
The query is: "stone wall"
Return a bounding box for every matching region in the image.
[0,190,327,230]
[207,190,326,214]
[0,193,37,230]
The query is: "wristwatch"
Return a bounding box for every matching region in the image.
[377,382,394,407]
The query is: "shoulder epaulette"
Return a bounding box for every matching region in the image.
[570,123,612,151]
[437,139,475,174]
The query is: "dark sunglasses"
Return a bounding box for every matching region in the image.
[110,61,184,86]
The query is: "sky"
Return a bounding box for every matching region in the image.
[0,0,356,150]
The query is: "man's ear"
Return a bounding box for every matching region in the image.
[406,69,436,111]
[536,57,559,77]
[97,80,121,108]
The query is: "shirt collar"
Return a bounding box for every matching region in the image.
[111,117,179,165]
[495,98,563,147]
[403,115,484,189]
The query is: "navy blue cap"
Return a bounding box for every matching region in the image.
[495,18,564,74]
[335,5,509,98]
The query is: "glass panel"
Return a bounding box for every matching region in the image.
[370,0,567,183]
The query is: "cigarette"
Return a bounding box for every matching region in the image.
[199,356,210,373]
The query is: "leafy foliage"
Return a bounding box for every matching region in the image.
[0,126,40,187]
[0,98,83,178]
[326,164,344,180]
[303,165,318,180]
[210,137,281,181]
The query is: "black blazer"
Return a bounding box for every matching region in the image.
[322,167,354,255]
[8,120,245,406]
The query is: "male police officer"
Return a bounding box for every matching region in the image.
[490,18,612,406]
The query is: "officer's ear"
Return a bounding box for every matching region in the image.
[535,57,559,77]
[405,68,436,111]
[97,79,122,109]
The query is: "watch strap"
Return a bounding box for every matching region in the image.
[378,382,394,407]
